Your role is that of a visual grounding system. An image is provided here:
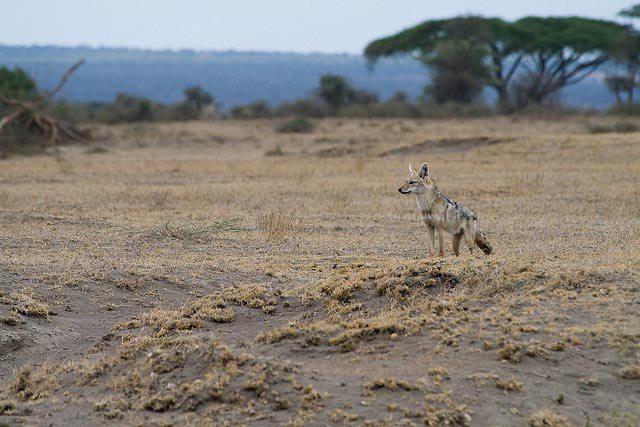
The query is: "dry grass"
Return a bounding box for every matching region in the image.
[114,284,277,336]
[529,409,571,426]
[619,365,640,380]
[1,289,50,317]
[495,377,524,392]
[0,117,638,425]
[156,218,245,242]
[0,190,8,208]
[257,211,301,240]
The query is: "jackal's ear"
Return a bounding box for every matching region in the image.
[418,162,429,178]
[408,163,416,175]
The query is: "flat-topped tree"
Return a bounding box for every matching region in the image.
[365,16,627,109]
[620,4,640,18]
[511,17,628,106]
[364,16,524,107]
[605,5,640,106]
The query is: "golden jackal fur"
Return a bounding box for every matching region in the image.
[398,162,492,256]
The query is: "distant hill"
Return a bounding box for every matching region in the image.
[0,45,615,110]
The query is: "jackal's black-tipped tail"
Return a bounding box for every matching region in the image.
[474,230,493,255]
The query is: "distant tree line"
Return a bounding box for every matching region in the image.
[4,6,640,139]
[45,85,220,124]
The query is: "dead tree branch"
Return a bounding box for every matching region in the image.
[0,59,86,145]
[44,59,85,99]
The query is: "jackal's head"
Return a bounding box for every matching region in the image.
[398,162,432,194]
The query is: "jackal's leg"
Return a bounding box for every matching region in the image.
[427,225,436,256]
[437,228,445,257]
[452,231,463,256]
[464,232,474,253]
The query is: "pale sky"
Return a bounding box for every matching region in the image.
[1,0,635,54]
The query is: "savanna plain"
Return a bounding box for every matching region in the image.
[0,116,639,426]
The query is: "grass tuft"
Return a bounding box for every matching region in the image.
[257,211,300,240]
[529,409,571,426]
[7,289,50,317]
[275,117,314,133]
[619,364,640,380]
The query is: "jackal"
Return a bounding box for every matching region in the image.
[398,162,492,256]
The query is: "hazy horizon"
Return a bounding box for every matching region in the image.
[2,1,635,55]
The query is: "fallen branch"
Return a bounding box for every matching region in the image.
[0,59,86,145]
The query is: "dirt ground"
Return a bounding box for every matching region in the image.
[0,116,639,426]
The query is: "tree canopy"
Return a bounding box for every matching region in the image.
[364,15,629,108]
[605,4,640,106]
[317,74,352,112]
[620,4,640,18]
[183,86,214,111]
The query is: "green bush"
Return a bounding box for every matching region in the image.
[230,100,272,119]
[275,117,314,133]
[276,99,329,118]
[608,103,640,116]
[415,100,494,118]
[102,93,156,123]
[587,122,640,134]
[0,66,36,100]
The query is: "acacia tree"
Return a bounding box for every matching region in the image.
[365,15,627,109]
[604,33,640,105]
[420,17,493,103]
[365,16,523,108]
[605,5,640,105]
[511,17,627,106]
[183,86,214,111]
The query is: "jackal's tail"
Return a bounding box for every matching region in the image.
[474,230,492,255]
[470,219,492,255]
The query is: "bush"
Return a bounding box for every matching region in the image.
[608,103,640,115]
[509,102,584,118]
[275,117,314,133]
[587,122,640,134]
[337,104,379,118]
[415,100,494,118]
[0,66,36,100]
[169,103,199,121]
[276,98,329,118]
[337,98,420,118]
[349,88,379,105]
[102,93,156,123]
[377,99,420,117]
[318,74,352,112]
[230,100,272,119]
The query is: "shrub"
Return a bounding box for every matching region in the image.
[275,117,314,133]
[0,66,36,100]
[275,98,329,118]
[103,93,156,123]
[588,122,640,134]
[608,103,640,115]
[230,100,272,119]
[415,100,494,118]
